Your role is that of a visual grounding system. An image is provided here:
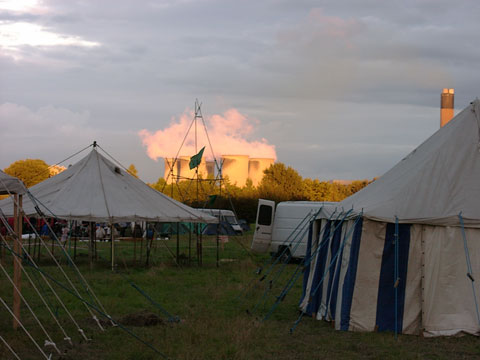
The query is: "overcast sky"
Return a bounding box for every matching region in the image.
[1,0,479,183]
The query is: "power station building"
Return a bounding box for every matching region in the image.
[164,155,274,187]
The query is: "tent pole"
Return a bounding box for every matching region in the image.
[420,224,425,335]
[196,224,199,266]
[51,233,55,258]
[188,224,192,265]
[111,223,115,272]
[140,224,144,264]
[216,222,219,268]
[200,231,203,266]
[0,235,4,266]
[13,194,22,330]
[89,222,94,270]
[28,232,31,256]
[74,232,77,261]
[133,224,137,264]
[394,217,399,339]
[176,223,180,265]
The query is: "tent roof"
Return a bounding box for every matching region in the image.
[0,170,26,195]
[0,148,217,223]
[335,99,480,226]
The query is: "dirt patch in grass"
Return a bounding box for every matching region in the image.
[119,310,164,327]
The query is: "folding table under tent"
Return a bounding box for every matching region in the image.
[300,99,480,337]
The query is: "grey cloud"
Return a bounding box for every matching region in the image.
[1,0,479,182]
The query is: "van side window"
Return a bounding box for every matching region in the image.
[258,205,273,226]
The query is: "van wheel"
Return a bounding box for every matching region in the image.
[277,247,291,263]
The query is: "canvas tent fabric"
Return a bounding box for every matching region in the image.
[0,170,26,195]
[300,99,480,337]
[339,99,480,226]
[0,149,217,224]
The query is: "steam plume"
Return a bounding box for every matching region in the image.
[139,108,277,160]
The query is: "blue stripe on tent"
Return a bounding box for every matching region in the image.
[340,218,363,331]
[375,223,411,333]
[328,224,346,320]
[305,221,331,316]
[323,221,343,319]
[299,222,314,306]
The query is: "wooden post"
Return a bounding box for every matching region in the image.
[13,194,22,330]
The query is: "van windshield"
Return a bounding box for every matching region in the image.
[225,216,237,224]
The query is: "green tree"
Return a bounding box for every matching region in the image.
[4,159,50,187]
[257,162,305,202]
[127,164,138,178]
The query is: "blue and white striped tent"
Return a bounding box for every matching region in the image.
[300,99,480,336]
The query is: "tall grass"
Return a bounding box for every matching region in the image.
[1,234,479,359]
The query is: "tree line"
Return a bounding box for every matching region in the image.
[3,160,372,224]
[149,163,372,223]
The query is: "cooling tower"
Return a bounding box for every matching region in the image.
[177,156,211,180]
[178,156,196,181]
[441,88,454,127]
[163,158,178,182]
[221,155,249,187]
[248,158,274,187]
[206,161,215,178]
[197,159,209,178]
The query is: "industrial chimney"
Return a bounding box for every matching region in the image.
[440,88,454,127]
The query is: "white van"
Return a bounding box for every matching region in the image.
[251,200,337,259]
[196,208,243,234]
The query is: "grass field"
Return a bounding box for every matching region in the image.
[1,233,480,359]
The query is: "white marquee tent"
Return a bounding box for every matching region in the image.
[0,170,26,195]
[0,148,217,224]
[300,99,480,337]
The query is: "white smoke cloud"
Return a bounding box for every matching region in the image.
[138,108,277,161]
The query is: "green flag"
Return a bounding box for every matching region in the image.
[208,194,217,206]
[189,146,205,169]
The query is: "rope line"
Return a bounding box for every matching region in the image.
[250,208,322,315]
[236,209,316,305]
[262,209,348,322]
[0,262,61,355]
[458,212,480,327]
[0,296,51,360]
[9,191,108,330]
[1,243,170,359]
[0,333,22,360]
[0,212,89,341]
[290,213,362,333]
[5,199,105,331]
